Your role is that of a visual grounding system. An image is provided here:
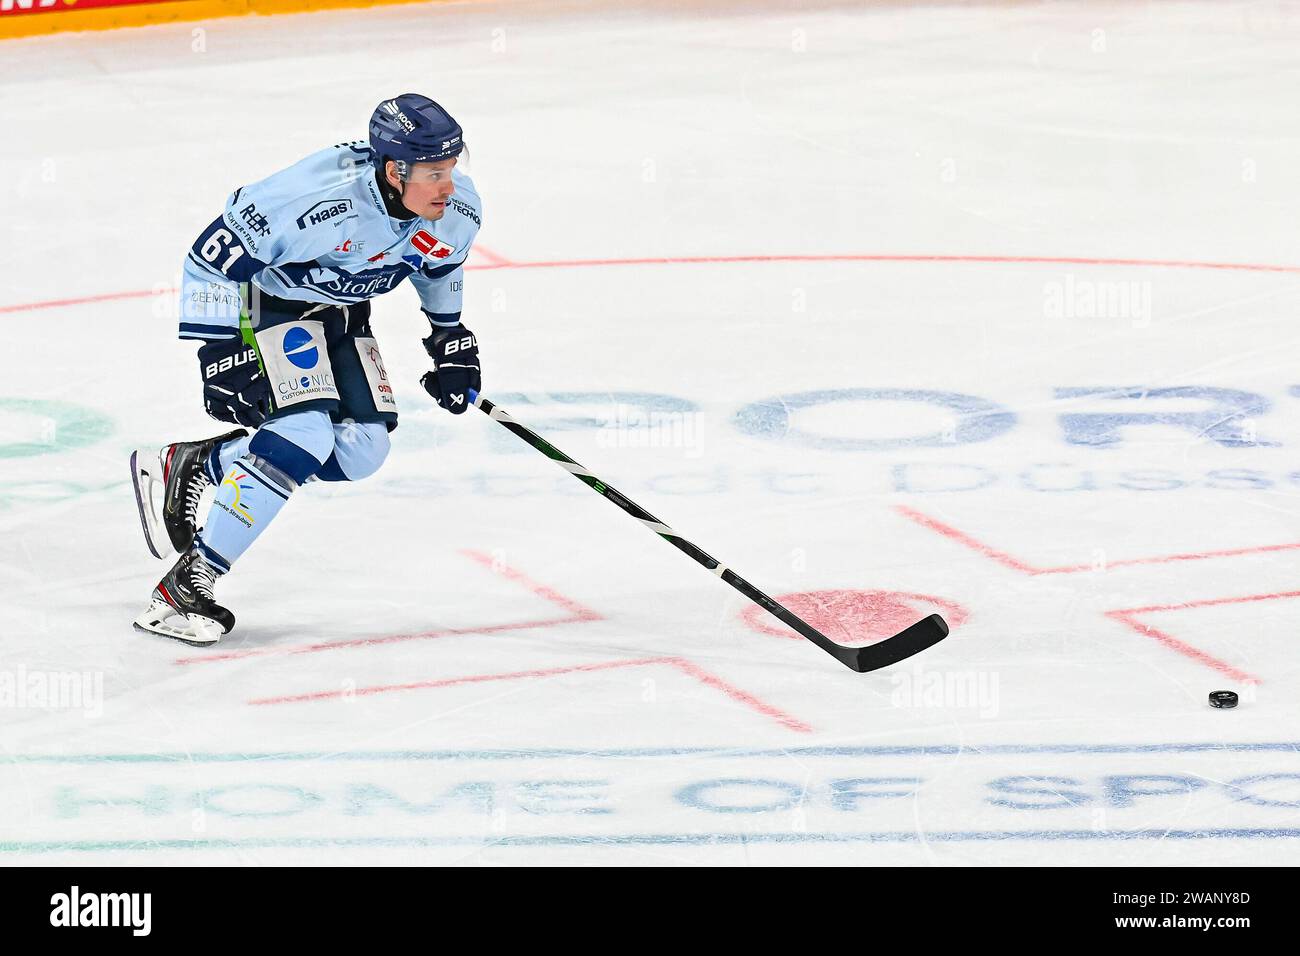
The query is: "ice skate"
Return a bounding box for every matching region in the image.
[133,547,235,646]
[129,428,246,559]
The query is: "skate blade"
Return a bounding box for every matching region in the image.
[133,599,223,647]
[129,448,173,561]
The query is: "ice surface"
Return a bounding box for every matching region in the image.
[2,0,1299,864]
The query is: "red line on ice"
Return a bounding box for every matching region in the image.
[1104,586,1300,684]
[897,506,1284,681]
[0,287,169,314]
[0,241,506,315]
[466,253,1300,274]
[1105,611,1262,685]
[249,655,814,733]
[894,505,1300,575]
[251,656,664,703]
[467,243,514,267]
[892,505,1038,573]
[1112,589,1300,616]
[668,657,813,733]
[173,549,602,665]
[458,548,600,620]
[9,251,1300,315]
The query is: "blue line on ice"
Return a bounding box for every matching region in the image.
[3,830,1300,853]
[4,742,1299,763]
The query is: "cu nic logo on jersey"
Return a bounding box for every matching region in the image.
[282,327,319,370]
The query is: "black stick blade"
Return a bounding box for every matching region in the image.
[840,613,949,673]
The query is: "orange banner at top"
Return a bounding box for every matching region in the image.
[1,0,444,39]
[0,0,186,16]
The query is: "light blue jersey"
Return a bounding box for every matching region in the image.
[179,141,481,340]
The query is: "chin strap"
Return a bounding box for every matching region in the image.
[375,165,417,221]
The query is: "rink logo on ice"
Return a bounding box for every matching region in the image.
[0,666,103,718]
[732,385,1271,451]
[282,327,320,370]
[50,887,150,937]
[889,664,999,718]
[1043,275,1152,325]
[296,200,354,230]
[410,229,456,260]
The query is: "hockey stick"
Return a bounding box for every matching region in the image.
[468,391,949,672]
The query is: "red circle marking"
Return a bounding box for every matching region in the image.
[741,589,968,647]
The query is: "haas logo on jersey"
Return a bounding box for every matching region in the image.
[410,230,456,260]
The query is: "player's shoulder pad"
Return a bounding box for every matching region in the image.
[222,143,372,255]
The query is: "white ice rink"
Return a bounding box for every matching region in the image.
[3,0,1300,865]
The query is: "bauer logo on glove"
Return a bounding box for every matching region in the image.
[421,323,481,414]
[204,346,259,379]
[197,338,272,428]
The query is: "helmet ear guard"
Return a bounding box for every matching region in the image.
[377,157,408,188]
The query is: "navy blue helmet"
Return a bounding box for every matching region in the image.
[369,94,464,177]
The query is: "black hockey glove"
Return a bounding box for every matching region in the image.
[420,324,480,415]
[197,337,271,428]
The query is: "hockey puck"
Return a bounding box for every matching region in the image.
[1208,690,1238,709]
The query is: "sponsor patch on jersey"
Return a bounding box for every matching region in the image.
[308,263,408,299]
[255,320,339,409]
[334,239,366,254]
[353,337,398,413]
[410,230,457,260]
[239,202,271,238]
[296,199,355,230]
[449,197,480,225]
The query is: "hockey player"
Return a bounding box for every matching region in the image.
[129,94,483,645]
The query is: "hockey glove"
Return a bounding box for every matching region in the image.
[197,337,271,428]
[420,324,480,414]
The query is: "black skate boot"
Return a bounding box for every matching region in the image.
[130,428,246,558]
[133,547,235,646]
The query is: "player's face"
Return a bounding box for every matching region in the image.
[387,158,457,219]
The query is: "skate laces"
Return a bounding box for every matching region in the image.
[189,552,219,601]
[183,474,206,525]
